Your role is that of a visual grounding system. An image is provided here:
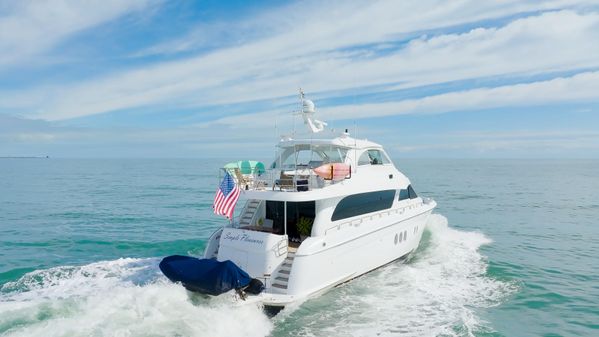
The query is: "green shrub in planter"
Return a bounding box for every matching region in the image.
[297,217,314,237]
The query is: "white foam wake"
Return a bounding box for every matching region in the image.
[0,258,272,337]
[0,215,516,337]
[271,214,518,337]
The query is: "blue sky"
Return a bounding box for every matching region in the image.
[1,0,599,159]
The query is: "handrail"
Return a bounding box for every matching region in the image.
[218,166,349,192]
[233,199,251,225]
[271,236,288,257]
[234,199,264,228]
[255,168,320,192]
[324,200,425,235]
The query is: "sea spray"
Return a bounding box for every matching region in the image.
[269,214,518,337]
[0,258,272,337]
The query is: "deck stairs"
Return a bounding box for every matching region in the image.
[239,199,261,227]
[271,246,297,292]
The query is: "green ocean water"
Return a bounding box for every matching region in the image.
[0,158,597,336]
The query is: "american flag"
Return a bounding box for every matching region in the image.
[213,171,241,219]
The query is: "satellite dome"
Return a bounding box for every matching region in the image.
[303,99,315,113]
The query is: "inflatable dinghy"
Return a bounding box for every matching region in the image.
[313,162,351,181]
[159,255,264,296]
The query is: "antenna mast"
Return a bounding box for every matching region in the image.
[293,88,304,136]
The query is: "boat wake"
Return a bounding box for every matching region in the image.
[271,214,518,337]
[0,259,272,337]
[0,214,516,337]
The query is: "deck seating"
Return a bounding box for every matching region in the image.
[233,168,252,189]
[275,172,294,190]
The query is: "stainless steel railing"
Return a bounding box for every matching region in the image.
[219,168,331,192]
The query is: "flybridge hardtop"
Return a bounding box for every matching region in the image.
[277,135,384,148]
[160,90,436,310]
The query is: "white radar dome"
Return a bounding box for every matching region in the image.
[302,99,315,113]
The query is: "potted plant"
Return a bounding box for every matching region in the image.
[297,217,313,241]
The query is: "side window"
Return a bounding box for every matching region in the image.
[368,150,383,165]
[332,190,395,221]
[408,185,418,199]
[358,152,371,166]
[398,189,410,201]
[358,149,385,166]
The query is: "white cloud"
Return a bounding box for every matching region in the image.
[448,130,599,140]
[206,71,599,126]
[320,71,599,120]
[0,114,278,158]
[13,132,57,142]
[0,0,157,66]
[395,130,599,155]
[1,1,599,121]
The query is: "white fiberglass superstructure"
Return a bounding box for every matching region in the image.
[204,92,436,308]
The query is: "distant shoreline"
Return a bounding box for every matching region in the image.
[0,156,49,159]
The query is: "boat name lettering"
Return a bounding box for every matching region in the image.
[223,232,264,245]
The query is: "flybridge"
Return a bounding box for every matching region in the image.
[219,93,387,193]
[220,139,355,193]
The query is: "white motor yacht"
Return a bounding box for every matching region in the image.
[198,92,437,310]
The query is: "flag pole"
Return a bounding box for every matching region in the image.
[284,201,287,235]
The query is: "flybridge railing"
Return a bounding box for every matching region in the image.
[218,167,331,192]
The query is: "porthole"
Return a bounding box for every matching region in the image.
[399,233,403,243]
[404,230,408,240]
[394,233,398,245]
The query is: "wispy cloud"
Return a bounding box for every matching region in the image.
[0,0,158,67]
[320,71,599,120]
[0,113,277,158]
[202,71,599,128]
[3,2,599,121]
[395,130,599,156]
[1,1,598,158]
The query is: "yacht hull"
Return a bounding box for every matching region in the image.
[262,203,434,307]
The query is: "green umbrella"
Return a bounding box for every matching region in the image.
[223,160,265,175]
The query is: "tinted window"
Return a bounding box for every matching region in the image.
[265,201,316,236]
[277,145,348,169]
[358,152,371,165]
[408,185,418,199]
[332,190,395,221]
[265,201,285,234]
[398,188,410,201]
[368,150,383,165]
[286,201,316,225]
[286,201,316,240]
[358,149,387,166]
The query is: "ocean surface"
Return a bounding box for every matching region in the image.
[0,158,597,337]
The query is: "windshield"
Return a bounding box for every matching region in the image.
[272,145,348,169]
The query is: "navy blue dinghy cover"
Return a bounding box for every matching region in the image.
[159,255,252,295]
